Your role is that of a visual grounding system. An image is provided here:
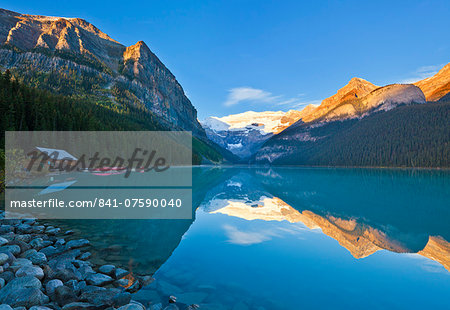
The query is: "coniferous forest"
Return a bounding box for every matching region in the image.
[264,101,450,167]
[0,70,226,165]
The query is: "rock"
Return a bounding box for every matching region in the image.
[112,292,132,308]
[65,279,86,295]
[22,219,36,225]
[0,237,9,246]
[115,268,129,279]
[30,238,44,250]
[79,289,130,308]
[85,273,113,286]
[0,305,13,310]
[0,271,15,283]
[151,303,163,310]
[0,226,14,234]
[80,285,106,294]
[64,230,74,235]
[115,278,129,287]
[13,307,26,310]
[54,285,78,306]
[40,246,64,258]
[30,238,51,251]
[28,252,47,265]
[73,259,92,268]
[29,307,53,310]
[79,252,91,260]
[55,239,65,246]
[10,258,32,272]
[16,265,45,280]
[46,227,61,235]
[118,303,145,310]
[99,264,115,276]
[0,276,48,307]
[12,241,31,253]
[66,239,89,250]
[0,245,21,256]
[140,275,154,286]
[61,302,97,310]
[125,278,142,293]
[163,305,179,310]
[14,234,32,243]
[53,266,83,282]
[46,279,64,296]
[0,254,9,265]
[16,224,33,234]
[21,249,38,258]
[0,279,4,289]
[78,264,95,280]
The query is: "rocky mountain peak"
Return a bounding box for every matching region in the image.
[302,77,377,122]
[0,8,206,136]
[414,62,450,101]
[123,40,151,62]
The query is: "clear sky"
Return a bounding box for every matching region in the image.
[3,0,450,119]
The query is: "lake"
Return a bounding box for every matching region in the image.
[48,167,450,309]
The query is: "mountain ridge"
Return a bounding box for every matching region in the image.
[0,8,205,136]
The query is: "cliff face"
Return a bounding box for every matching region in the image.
[415,63,450,101]
[302,77,378,123]
[0,8,205,136]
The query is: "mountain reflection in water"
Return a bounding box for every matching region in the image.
[48,167,449,309]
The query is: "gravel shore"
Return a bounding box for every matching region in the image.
[0,215,197,310]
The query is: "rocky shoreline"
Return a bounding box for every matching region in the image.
[0,215,196,310]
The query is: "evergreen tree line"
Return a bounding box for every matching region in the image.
[0,70,224,165]
[266,101,450,167]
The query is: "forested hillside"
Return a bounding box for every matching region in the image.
[0,70,230,164]
[256,101,450,167]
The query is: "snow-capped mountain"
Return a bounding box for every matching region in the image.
[201,108,316,158]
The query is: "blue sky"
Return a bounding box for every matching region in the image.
[3,0,450,119]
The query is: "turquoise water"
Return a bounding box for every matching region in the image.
[49,167,450,309]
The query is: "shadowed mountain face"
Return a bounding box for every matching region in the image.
[0,8,205,136]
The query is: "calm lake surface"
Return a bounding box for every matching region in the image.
[49,167,450,310]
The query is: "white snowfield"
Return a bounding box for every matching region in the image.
[201,108,316,134]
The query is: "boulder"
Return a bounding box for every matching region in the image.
[66,239,89,250]
[54,285,78,306]
[15,266,45,280]
[10,258,32,272]
[61,302,97,310]
[0,254,9,265]
[45,279,64,296]
[0,271,15,283]
[80,289,130,308]
[28,252,48,265]
[0,237,9,246]
[0,276,48,308]
[99,264,115,276]
[118,303,145,310]
[115,268,129,279]
[79,252,91,260]
[85,273,113,286]
[0,245,21,256]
